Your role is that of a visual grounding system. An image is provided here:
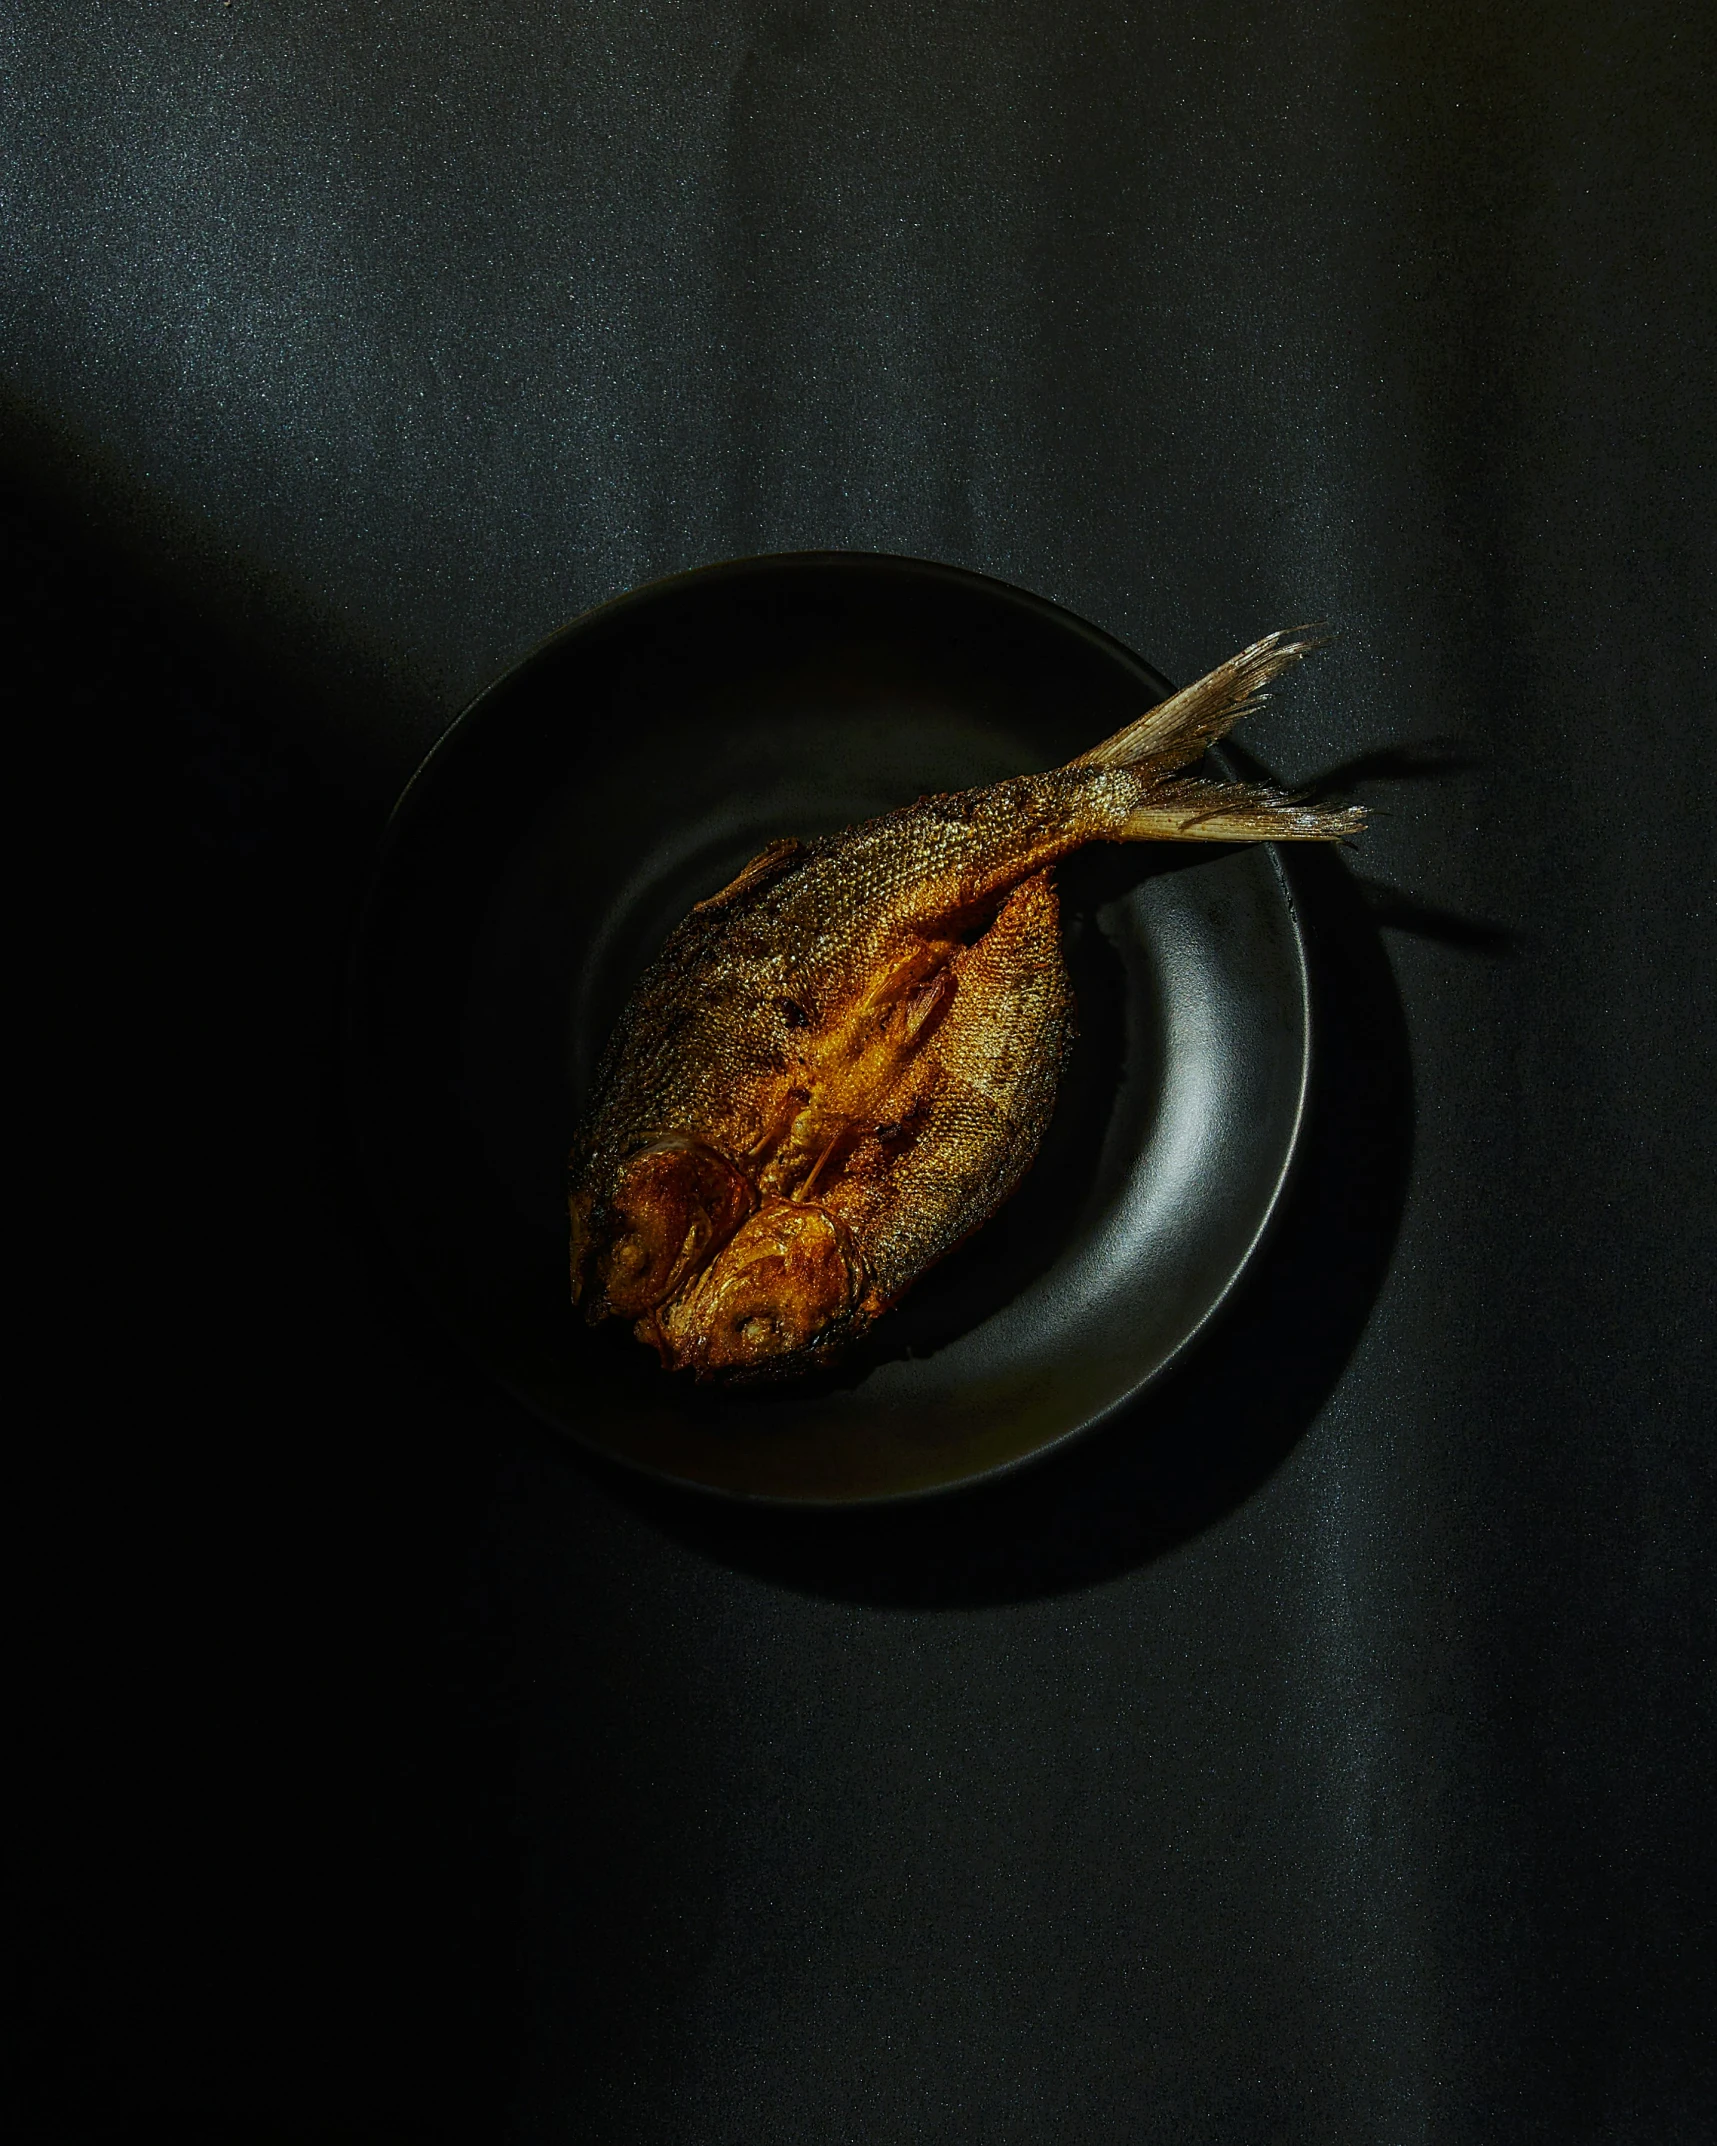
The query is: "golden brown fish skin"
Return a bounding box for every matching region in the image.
[819,870,1072,1317]
[567,627,1365,1379]
[655,1202,859,1375]
[578,1136,753,1324]
[566,783,1084,1364]
[626,870,1077,1380]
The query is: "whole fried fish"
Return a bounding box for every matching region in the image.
[568,628,1362,1380]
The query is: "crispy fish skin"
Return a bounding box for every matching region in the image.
[568,628,1363,1380]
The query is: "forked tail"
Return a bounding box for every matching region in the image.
[1070,626,1365,842]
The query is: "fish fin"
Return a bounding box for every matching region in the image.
[1069,625,1331,778]
[692,836,805,912]
[1121,776,1365,842]
[900,965,957,1040]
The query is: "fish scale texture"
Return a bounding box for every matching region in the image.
[574,764,1121,1188]
[830,871,1072,1306]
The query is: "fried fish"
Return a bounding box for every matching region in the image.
[568,628,1362,1380]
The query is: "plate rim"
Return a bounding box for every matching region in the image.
[345,549,1313,1507]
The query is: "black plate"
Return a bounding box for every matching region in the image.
[346,553,1311,1504]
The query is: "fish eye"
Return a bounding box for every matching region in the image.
[610,1236,646,1275]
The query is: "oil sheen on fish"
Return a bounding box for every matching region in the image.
[568,628,1363,1381]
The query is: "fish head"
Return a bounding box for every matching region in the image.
[581,1137,754,1320]
[653,1200,859,1376]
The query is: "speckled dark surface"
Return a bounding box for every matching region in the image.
[7,4,1714,2141]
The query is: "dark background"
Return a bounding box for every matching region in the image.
[6,4,1713,2141]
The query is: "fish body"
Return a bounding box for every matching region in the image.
[568,629,1362,1379]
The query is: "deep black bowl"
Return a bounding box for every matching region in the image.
[346,553,1311,1503]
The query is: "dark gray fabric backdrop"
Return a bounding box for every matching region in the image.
[7,3,1713,2141]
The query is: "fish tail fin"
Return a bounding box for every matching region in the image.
[1069,625,1331,778]
[1121,777,1366,843]
[1068,624,1362,842]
